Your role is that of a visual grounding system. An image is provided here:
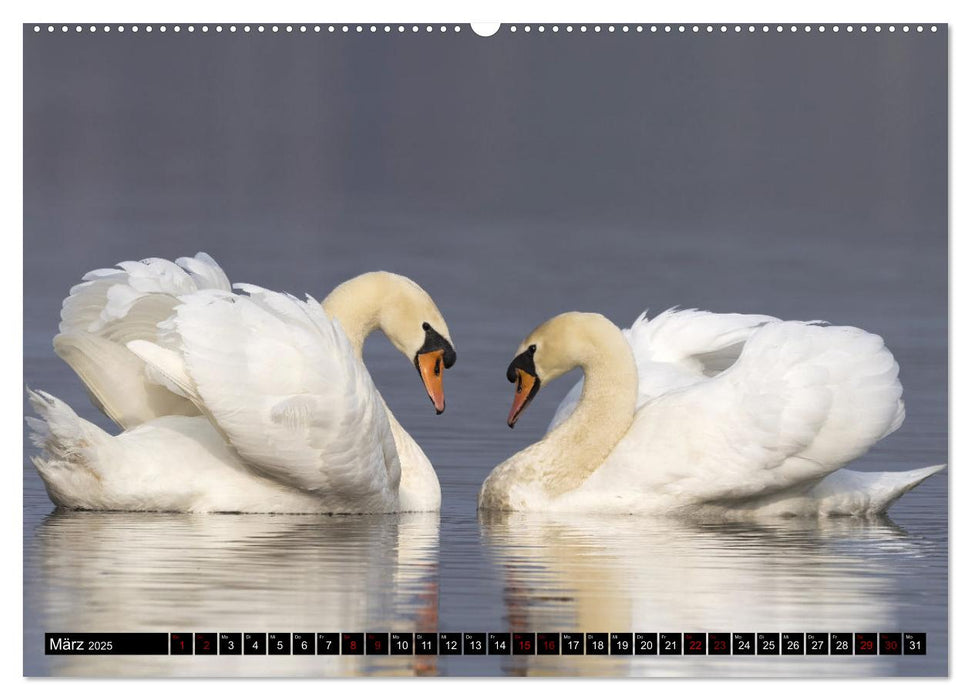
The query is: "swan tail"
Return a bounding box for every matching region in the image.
[26,389,110,509]
[807,464,946,515]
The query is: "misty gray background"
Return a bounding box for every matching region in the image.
[23,25,947,677]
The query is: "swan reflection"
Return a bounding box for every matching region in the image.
[479,512,932,676]
[30,511,440,676]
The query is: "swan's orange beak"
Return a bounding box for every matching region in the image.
[507,369,539,428]
[417,349,447,414]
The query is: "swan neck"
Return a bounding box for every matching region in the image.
[386,409,441,511]
[320,275,386,356]
[544,349,638,492]
[480,320,638,510]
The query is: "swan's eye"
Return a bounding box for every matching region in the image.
[422,322,431,331]
[528,344,537,354]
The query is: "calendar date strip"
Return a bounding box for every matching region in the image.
[46,632,927,656]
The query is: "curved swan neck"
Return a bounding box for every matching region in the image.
[541,333,638,494]
[386,410,442,511]
[321,272,444,509]
[481,317,638,509]
[320,273,388,355]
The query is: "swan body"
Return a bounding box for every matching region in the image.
[479,310,944,516]
[29,254,454,513]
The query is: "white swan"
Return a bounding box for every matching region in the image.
[478,309,944,516]
[28,253,455,513]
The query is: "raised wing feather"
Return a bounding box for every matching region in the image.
[55,253,232,428]
[548,308,777,432]
[156,286,400,509]
[591,321,906,507]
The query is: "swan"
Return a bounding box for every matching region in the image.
[28,253,455,513]
[478,309,944,516]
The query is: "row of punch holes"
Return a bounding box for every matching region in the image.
[32,24,940,35]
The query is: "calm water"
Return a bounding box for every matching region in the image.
[23,27,947,677]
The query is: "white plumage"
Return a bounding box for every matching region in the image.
[29,254,450,513]
[480,309,944,516]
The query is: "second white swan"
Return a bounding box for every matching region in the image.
[479,309,944,516]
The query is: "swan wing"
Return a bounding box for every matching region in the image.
[548,308,778,432]
[55,253,232,429]
[624,308,779,378]
[594,321,906,505]
[132,285,400,508]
